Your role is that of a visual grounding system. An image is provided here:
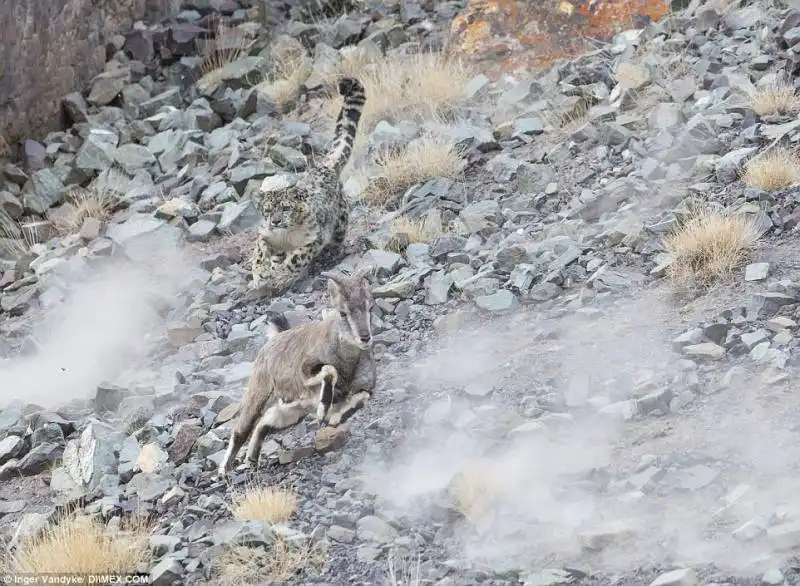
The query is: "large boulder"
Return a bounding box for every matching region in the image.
[0,0,180,149]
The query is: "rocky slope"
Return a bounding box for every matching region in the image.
[3,1,800,585]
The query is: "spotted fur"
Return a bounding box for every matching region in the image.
[250,77,366,297]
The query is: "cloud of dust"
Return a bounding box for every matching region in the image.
[0,227,203,409]
[359,291,800,577]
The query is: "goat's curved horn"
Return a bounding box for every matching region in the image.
[354,264,374,280]
[320,271,344,284]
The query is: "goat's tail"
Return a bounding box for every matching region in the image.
[264,311,290,340]
[322,77,366,174]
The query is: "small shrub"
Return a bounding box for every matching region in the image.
[256,53,312,111]
[386,214,446,251]
[365,136,466,207]
[386,550,421,586]
[449,459,500,524]
[0,211,46,260]
[197,19,253,93]
[748,82,800,117]
[216,538,325,584]
[741,146,800,191]
[665,206,761,287]
[231,485,298,523]
[47,185,116,236]
[324,50,474,137]
[2,513,150,575]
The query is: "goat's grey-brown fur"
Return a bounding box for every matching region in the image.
[218,267,377,478]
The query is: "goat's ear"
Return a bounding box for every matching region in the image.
[323,273,342,298]
[320,270,340,283]
[355,264,375,283]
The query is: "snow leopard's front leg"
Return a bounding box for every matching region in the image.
[250,228,274,290]
[264,233,327,294]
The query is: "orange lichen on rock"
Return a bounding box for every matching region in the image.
[451,0,671,75]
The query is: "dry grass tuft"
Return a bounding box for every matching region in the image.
[2,513,150,574]
[325,50,474,136]
[256,53,312,110]
[741,146,800,191]
[0,211,47,260]
[0,135,13,159]
[231,485,298,523]
[386,214,446,251]
[46,185,117,236]
[216,538,326,584]
[364,136,466,207]
[542,96,591,136]
[665,206,761,287]
[449,459,501,524]
[197,19,253,92]
[386,550,421,586]
[748,82,800,117]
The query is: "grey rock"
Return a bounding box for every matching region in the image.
[767,522,800,551]
[474,290,518,313]
[514,117,544,136]
[425,271,453,305]
[87,71,127,106]
[716,147,758,183]
[744,262,769,281]
[187,220,217,242]
[113,144,157,175]
[21,168,65,214]
[522,569,576,585]
[682,343,726,361]
[0,436,25,465]
[156,198,200,222]
[746,292,796,320]
[356,515,398,543]
[761,569,784,585]
[269,144,307,171]
[649,569,696,586]
[127,472,172,502]
[18,442,61,476]
[0,500,26,516]
[149,558,184,586]
[362,249,403,276]
[197,56,266,96]
[62,422,118,490]
[213,520,273,547]
[327,525,356,543]
[465,74,490,99]
[217,200,260,233]
[459,200,502,233]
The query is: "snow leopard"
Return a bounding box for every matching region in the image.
[247,77,366,300]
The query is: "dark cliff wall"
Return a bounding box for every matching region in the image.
[0,0,180,154]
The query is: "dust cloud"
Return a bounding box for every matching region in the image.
[359,290,800,577]
[0,228,202,409]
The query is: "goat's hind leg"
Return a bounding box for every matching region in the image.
[218,399,265,480]
[245,399,313,467]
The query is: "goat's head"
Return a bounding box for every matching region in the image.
[322,266,375,350]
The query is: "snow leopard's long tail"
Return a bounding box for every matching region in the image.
[322,77,366,174]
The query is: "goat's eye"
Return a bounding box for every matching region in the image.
[339,311,347,318]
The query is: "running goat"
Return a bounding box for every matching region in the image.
[218,267,377,479]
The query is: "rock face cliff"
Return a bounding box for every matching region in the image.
[0,0,179,154]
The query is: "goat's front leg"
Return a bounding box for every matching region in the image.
[245,399,313,467]
[274,240,325,288]
[304,365,339,424]
[324,391,371,427]
[351,352,376,397]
